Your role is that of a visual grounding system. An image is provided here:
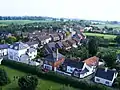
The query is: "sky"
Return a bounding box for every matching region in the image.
[0,0,120,21]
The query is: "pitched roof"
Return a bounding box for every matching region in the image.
[27,48,36,53]
[67,39,76,45]
[50,33,59,37]
[62,41,71,48]
[64,59,84,69]
[95,68,116,81]
[83,56,99,66]
[44,42,56,54]
[25,41,39,46]
[0,44,9,49]
[47,42,56,50]
[9,42,29,50]
[55,41,63,48]
[80,67,89,74]
[44,52,65,62]
[37,35,50,41]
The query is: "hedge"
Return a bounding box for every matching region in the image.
[1,60,112,90]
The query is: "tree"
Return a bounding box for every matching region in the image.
[100,50,116,68]
[88,37,98,56]
[113,77,120,88]
[115,35,120,44]
[18,75,38,90]
[0,68,10,86]
[6,36,17,44]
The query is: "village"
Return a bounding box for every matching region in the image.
[0,22,119,90]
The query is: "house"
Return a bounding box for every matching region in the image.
[62,59,91,78]
[83,56,99,72]
[25,41,39,49]
[66,39,77,48]
[8,42,37,62]
[55,41,63,49]
[19,54,39,66]
[94,68,118,86]
[0,44,9,56]
[0,32,12,39]
[58,33,64,40]
[62,41,71,50]
[69,28,76,37]
[72,37,81,45]
[26,48,37,60]
[43,49,65,71]
[50,33,60,42]
[44,42,56,55]
[72,33,86,45]
[37,35,51,46]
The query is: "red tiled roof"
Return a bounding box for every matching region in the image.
[83,56,99,66]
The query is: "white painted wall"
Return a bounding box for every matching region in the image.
[80,71,93,78]
[8,48,28,61]
[0,58,3,64]
[66,66,75,73]
[0,49,8,56]
[43,64,52,70]
[32,44,38,48]
[94,76,113,86]
[3,49,8,55]
[27,49,37,60]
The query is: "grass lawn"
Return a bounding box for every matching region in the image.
[91,24,120,29]
[0,65,77,90]
[83,33,117,40]
[0,20,53,25]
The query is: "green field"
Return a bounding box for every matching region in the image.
[91,24,120,29]
[0,20,52,25]
[0,65,77,90]
[84,33,117,40]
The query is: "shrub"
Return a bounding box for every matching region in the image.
[0,68,10,86]
[18,75,38,90]
[1,60,112,90]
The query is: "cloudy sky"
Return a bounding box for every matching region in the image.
[0,0,120,21]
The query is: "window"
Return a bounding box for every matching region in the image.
[105,81,109,84]
[70,69,73,72]
[74,71,79,77]
[45,65,52,70]
[96,78,100,82]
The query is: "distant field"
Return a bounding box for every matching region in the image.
[91,24,120,29]
[0,20,53,25]
[0,65,77,90]
[0,24,8,26]
[84,33,117,40]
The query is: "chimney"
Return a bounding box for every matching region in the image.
[56,49,58,61]
[105,67,108,72]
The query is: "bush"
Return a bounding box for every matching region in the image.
[18,75,38,90]
[1,60,112,90]
[0,68,10,86]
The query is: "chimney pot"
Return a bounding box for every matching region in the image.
[105,67,108,72]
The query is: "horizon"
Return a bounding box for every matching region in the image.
[0,0,120,21]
